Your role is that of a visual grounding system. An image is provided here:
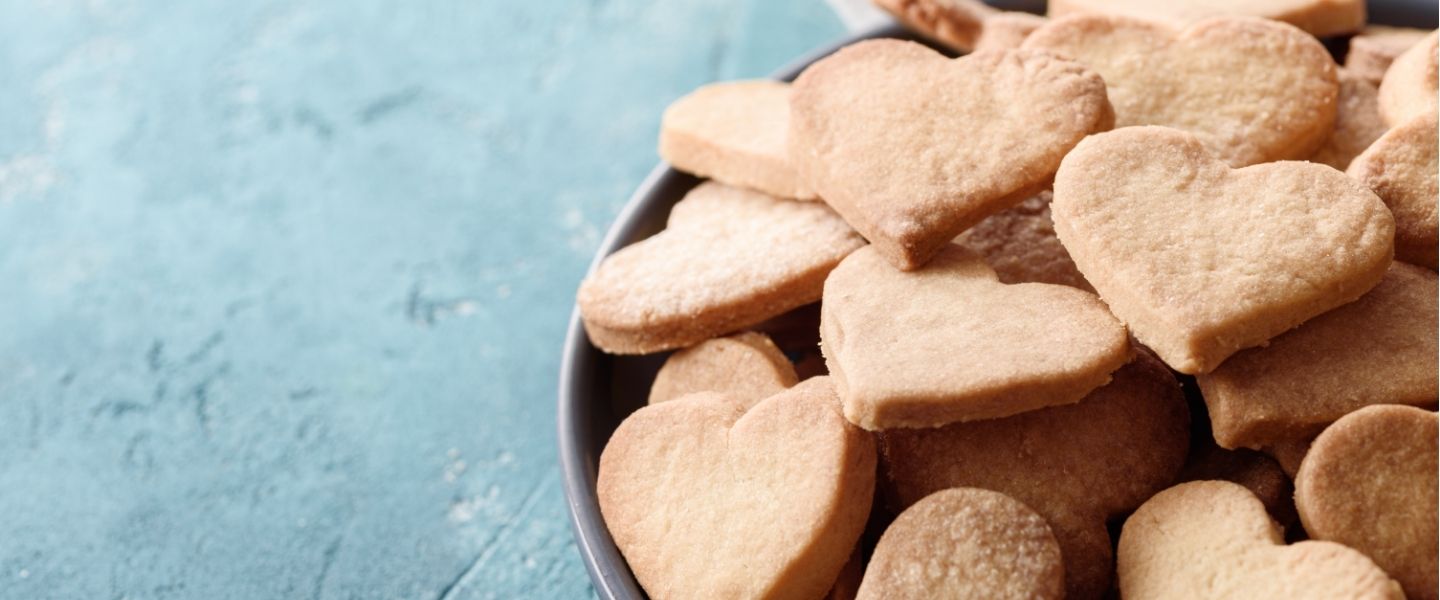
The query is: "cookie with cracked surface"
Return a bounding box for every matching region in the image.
[599,377,875,600]
[1023,15,1339,167]
[1295,405,1439,600]
[790,39,1112,270]
[1052,126,1394,374]
[820,244,1129,430]
[879,353,1189,599]
[1197,263,1438,449]
[856,488,1064,600]
[1118,481,1403,600]
[647,332,798,408]
[1347,112,1439,269]
[659,81,815,200]
[577,182,864,354]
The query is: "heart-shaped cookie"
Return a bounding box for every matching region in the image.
[856,488,1064,600]
[598,377,875,600]
[1347,112,1439,270]
[1198,262,1438,449]
[647,331,798,407]
[1118,481,1403,600]
[659,81,816,200]
[953,190,1094,292]
[872,0,1047,53]
[1052,126,1394,374]
[821,244,1130,430]
[1023,15,1338,167]
[1047,0,1365,37]
[1378,30,1438,126]
[1296,405,1439,600]
[880,353,1190,599]
[578,182,865,354]
[790,40,1113,270]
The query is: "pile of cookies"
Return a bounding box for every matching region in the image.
[576,0,1439,597]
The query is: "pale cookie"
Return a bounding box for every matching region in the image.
[1347,26,1432,86]
[1023,15,1339,167]
[1118,481,1403,600]
[1348,112,1439,269]
[953,191,1094,292]
[820,244,1129,430]
[790,40,1113,270]
[871,0,1046,53]
[1378,31,1439,126]
[880,353,1189,599]
[1198,263,1438,449]
[598,377,875,600]
[1309,69,1387,171]
[659,81,815,200]
[856,488,1064,600]
[1048,0,1365,38]
[577,182,864,354]
[647,332,798,407]
[1296,405,1439,600]
[1052,126,1394,374]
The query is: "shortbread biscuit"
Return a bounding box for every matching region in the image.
[880,353,1189,599]
[659,81,815,200]
[790,40,1113,270]
[953,191,1093,292]
[1052,126,1394,374]
[856,488,1064,600]
[1118,481,1403,600]
[598,377,875,600]
[1048,0,1365,38]
[1296,405,1439,600]
[647,332,798,407]
[1178,441,1295,527]
[1023,15,1339,167]
[1347,112,1439,269]
[578,182,864,354]
[872,0,1045,53]
[1265,438,1313,479]
[1347,26,1431,86]
[821,245,1129,430]
[1378,31,1439,126]
[1309,69,1387,171]
[1198,263,1438,449]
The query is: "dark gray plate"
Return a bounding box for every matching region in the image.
[557,3,1437,598]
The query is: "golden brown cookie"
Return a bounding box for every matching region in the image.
[824,547,865,600]
[577,182,864,354]
[1023,15,1339,167]
[659,81,816,200]
[1119,481,1403,599]
[1265,438,1313,479]
[1309,69,1388,171]
[1052,126,1394,374]
[820,244,1130,430]
[1047,0,1365,37]
[790,40,1113,270]
[856,488,1064,600]
[1347,112,1439,269]
[879,353,1189,599]
[598,377,875,600]
[1346,26,1432,86]
[871,0,1046,53]
[952,191,1093,292]
[1378,30,1439,126]
[1198,262,1438,449]
[1295,405,1439,600]
[647,332,798,407]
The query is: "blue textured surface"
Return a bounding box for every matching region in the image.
[0,1,844,598]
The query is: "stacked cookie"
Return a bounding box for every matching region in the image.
[577,1,1438,598]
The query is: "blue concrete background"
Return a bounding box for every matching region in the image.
[0,1,844,597]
